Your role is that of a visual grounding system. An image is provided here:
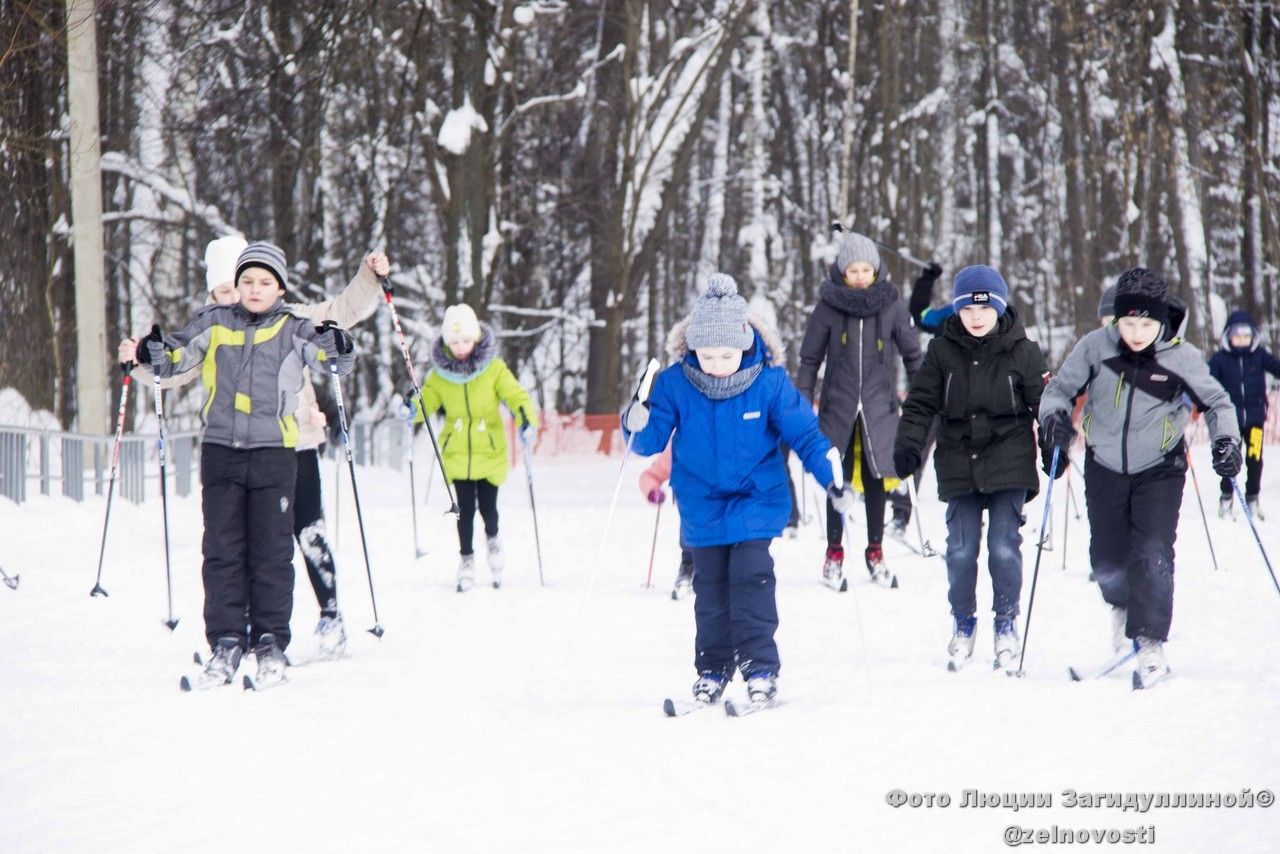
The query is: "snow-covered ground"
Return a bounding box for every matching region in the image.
[2,449,1279,852]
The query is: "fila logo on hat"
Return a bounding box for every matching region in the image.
[971,291,990,303]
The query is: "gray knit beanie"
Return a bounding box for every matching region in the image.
[836,231,881,274]
[235,241,289,293]
[1097,284,1117,320]
[686,273,753,351]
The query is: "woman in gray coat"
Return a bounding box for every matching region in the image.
[797,231,922,589]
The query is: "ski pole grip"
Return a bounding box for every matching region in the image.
[827,447,844,490]
[634,358,660,404]
[377,274,393,296]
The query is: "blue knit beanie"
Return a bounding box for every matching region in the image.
[952,265,1009,316]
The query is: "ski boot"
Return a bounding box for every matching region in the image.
[315,611,347,659]
[1109,605,1128,654]
[744,672,777,704]
[1132,636,1170,689]
[1218,495,1234,519]
[822,545,847,591]
[246,633,287,690]
[864,543,897,588]
[486,536,504,588]
[671,554,694,600]
[457,554,476,593]
[947,615,977,672]
[993,616,1020,672]
[692,672,728,704]
[1247,496,1265,522]
[182,636,243,691]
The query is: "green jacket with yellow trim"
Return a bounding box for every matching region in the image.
[413,326,536,485]
[154,300,354,450]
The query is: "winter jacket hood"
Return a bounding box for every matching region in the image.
[431,323,499,383]
[1219,309,1261,352]
[1041,324,1239,475]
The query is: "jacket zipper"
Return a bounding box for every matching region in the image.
[234,315,260,447]
[1008,375,1017,411]
[464,383,473,479]
[1121,379,1136,474]
[1240,354,1247,414]
[855,317,882,477]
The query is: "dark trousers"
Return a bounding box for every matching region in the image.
[200,444,297,650]
[827,421,886,547]
[1085,450,1184,642]
[454,478,499,555]
[294,449,338,617]
[1220,424,1263,499]
[944,489,1027,619]
[690,540,779,679]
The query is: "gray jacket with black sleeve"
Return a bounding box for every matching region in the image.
[1039,325,1238,476]
[152,299,355,450]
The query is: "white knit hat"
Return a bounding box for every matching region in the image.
[442,304,482,343]
[204,235,249,291]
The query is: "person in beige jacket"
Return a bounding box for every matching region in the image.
[121,236,388,658]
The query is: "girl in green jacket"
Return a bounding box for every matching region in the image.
[408,304,537,591]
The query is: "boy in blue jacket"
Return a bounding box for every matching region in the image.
[623,274,853,709]
[1207,310,1280,520]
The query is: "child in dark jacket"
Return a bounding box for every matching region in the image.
[894,266,1048,671]
[1207,309,1280,520]
[137,241,356,689]
[623,274,852,709]
[797,230,922,590]
[1040,268,1240,689]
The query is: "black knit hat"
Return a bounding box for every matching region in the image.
[1113,267,1169,326]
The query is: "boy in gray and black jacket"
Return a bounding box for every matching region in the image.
[1039,268,1240,689]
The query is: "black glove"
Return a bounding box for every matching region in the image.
[134,324,164,366]
[1041,444,1068,479]
[1041,410,1076,449]
[922,262,942,280]
[893,447,921,480]
[1212,437,1243,478]
[315,320,354,357]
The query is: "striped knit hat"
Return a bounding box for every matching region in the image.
[235,241,288,293]
[952,265,1009,317]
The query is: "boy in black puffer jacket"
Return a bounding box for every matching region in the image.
[894,266,1048,672]
[1207,310,1280,520]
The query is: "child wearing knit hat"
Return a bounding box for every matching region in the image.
[1040,267,1241,689]
[797,230,923,591]
[406,303,538,592]
[622,273,849,712]
[894,265,1048,671]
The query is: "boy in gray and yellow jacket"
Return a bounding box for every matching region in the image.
[134,241,355,689]
[1038,268,1239,689]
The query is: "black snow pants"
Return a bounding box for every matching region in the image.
[294,448,338,617]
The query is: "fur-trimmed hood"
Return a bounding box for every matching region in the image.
[664,314,785,365]
[431,322,499,383]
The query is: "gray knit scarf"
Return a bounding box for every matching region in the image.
[819,275,898,318]
[681,361,764,400]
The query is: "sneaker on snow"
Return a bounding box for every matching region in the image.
[672,556,694,600]
[1247,497,1265,522]
[315,612,347,658]
[947,615,977,671]
[251,633,287,687]
[1218,495,1234,519]
[744,671,778,704]
[486,536,504,588]
[1133,636,1170,688]
[993,616,1020,669]
[822,545,847,591]
[691,672,728,704]
[457,554,476,593]
[1109,605,1129,654]
[203,636,243,685]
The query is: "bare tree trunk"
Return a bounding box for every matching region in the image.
[837,0,860,217]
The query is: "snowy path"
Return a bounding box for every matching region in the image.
[2,453,1278,852]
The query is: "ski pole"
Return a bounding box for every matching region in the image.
[404,394,426,559]
[830,221,928,269]
[1185,446,1220,572]
[377,275,458,515]
[0,564,18,591]
[1231,477,1280,601]
[91,362,133,598]
[644,500,663,589]
[904,476,939,557]
[1061,465,1071,571]
[151,357,179,631]
[1014,446,1061,678]
[518,407,546,586]
[326,346,384,638]
[830,447,874,700]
